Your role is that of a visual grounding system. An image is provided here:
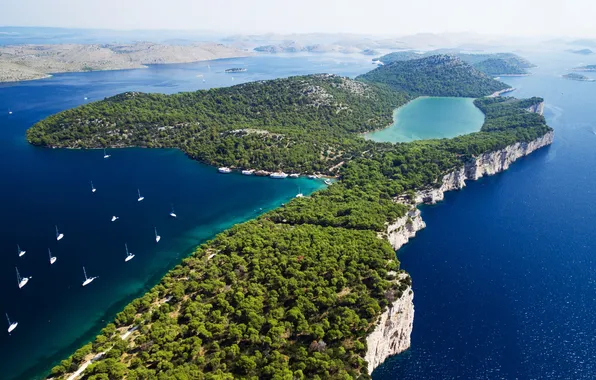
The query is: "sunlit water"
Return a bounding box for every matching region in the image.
[373,52,596,379]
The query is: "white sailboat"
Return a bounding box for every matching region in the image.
[8,110,12,115]
[169,204,177,218]
[124,243,135,262]
[82,266,97,286]
[15,267,29,289]
[296,187,304,198]
[90,181,96,193]
[48,248,57,265]
[103,148,110,159]
[6,314,17,334]
[17,244,26,257]
[154,227,161,243]
[111,215,119,222]
[55,225,64,241]
[137,189,144,202]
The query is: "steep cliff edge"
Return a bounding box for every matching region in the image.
[366,130,554,374]
[365,273,414,376]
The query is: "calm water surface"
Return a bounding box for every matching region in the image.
[373,52,596,379]
[365,97,485,142]
[0,53,374,379]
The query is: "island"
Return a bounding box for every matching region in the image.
[374,50,534,76]
[569,48,594,55]
[0,42,249,83]
[28,55,552,379]
[573,64,596,72]
[562,73,595,81]
[225,67,248,73]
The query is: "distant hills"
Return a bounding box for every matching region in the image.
[568,48,594,55]
[573,64,596,72]
[358,55,510,97]
[375,50,534,76]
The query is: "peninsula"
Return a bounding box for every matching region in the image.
[0,42,249,83]
[573,64,596,72]
[28,55,552,379]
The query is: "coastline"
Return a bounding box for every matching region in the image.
[365,128,554,375]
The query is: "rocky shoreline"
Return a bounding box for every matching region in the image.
[365,125,554,374]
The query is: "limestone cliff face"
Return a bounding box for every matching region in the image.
[366,130,554,375]
[365,274,414,376]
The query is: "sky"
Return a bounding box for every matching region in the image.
[2,0,596,37]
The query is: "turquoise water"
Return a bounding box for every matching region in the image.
[365,97,485,142]
[0,53,374,379]
[373,53,596,379]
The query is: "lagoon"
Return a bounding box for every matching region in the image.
[364,97,485,143]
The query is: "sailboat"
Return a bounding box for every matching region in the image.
[55,225,64,241]
[48,248,57,265]
[137,189,144,202]
[154,227,161,243]
[17,244,26,257]
[124,243,135,262]
[90,181,96,193]
[15,267,29,289]
[103,148,110,159]
[169,204,177,218]
[296,187,304,198]
[82,266,97,286]
[6,314,17,334]
[111,215,119,222]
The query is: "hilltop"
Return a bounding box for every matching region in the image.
[376,50,534,76]
[358,55,510,97]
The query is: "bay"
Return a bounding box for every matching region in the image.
[0,53,374,379]
[364,97,485,143]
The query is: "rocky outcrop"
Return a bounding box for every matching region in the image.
[385,209,426,251]
[366,130,554,375]
[365,273,414,375]
[526,101,545,115]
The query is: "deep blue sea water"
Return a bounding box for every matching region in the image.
[373,53,596,379]
[0,53,374,379]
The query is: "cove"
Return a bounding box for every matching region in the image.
[364,97,485,143]
[0,53,374,379]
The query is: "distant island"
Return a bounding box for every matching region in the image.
[573,64,596,72]
[568,48,594,55]
[225,67,247,73]
[374,50,534,76]
[563,73,595,81]
[29,56,552,380]
[0,42,249,83]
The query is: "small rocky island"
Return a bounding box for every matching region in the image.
[573,64,596,72]
[563,73,595,81]
[224,67,247,73]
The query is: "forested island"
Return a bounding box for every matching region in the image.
[375,50,534,76]
[225,68,247,73]
[28,56,552,379]
[562,73,595,81]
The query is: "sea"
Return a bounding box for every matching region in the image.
[1,46,595,380]
[0,53,372,379]
[372,53,596,379]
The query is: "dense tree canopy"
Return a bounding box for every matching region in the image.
[34,60,552,379]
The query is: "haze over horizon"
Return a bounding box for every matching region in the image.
[2,0,596,38]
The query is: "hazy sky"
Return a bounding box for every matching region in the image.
[3,0,596,37]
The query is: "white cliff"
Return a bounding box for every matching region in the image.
[365,273,414,376]
[366,130,554,375]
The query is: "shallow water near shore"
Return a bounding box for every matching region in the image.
[0,53,373,379]
[372,52,596,379]
[364,96,485,142]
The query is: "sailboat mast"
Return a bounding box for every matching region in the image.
[15,267,20,283]
[55,225,59,235]
[48,248,51,259]
[6,313,10,326]
[154,227,157,237]
[125,243,129,256]
[83,266,87,280]
[16,244,20,253]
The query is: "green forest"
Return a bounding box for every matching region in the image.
[30,57,552,379]
[358,55,509,97]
